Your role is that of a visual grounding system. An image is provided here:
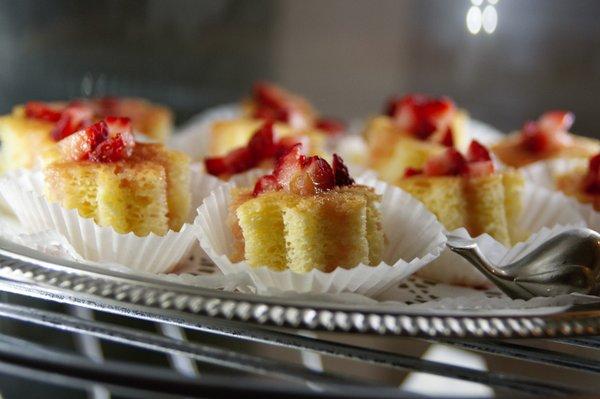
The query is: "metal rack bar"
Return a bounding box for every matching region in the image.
[0,301,381,391]
[438,340,600,374]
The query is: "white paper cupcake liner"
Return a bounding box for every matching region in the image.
[0,166,226,274]
[195,175,447,296]
[418,181,587,287]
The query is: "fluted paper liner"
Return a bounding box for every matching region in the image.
[521,158,600,231]
[418,181,586,287]
[0,167,226,273]
[195,175,447,296]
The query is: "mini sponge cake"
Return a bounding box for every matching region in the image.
[554,154,600,211]
[229,145,383,273]
[492,110,599,168]
[43,118,189,237]
[397,141,524,246]
[0,98,173,173]
[364,94,468,183]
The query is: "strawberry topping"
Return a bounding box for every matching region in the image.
[405,140,495,179]
[583,153,600,195]
[252,144,354,196]
[385,94,456,140]
[204,122,308,176]
[315,118,345,136]
[520,110,575,154]
[24,101,64,122]
[332,153,354,186]
[51,102,95,141]
[252,82,310,129]
[56,117,135,162]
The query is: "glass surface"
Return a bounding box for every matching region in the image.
[0,0,598,134]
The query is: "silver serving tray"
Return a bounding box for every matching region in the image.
[0,237,599,339]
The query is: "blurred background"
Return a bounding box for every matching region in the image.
[0,0,599,135]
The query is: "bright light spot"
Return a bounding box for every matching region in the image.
[471,0,483,5]
[488,0,499,4]
[466,6,482,35]
[482,5,498,33]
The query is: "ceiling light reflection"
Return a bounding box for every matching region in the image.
[482,5,498,33]
[466,6,482,35]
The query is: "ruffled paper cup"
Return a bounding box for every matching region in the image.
[195,175,447,296]
[0,166,226,274]
[418,182,587,287]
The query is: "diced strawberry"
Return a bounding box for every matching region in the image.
[253,105,290,124]
[57,121,109,161]
[51,102,94,141]
[385,94,455,140]
[253,82,288,110]
[464,161,495,177]
[315,118,345,136]
[403,167,423,178]
[332,154,354,186]
[466,140,491,162]
[539,110,575,134]
[24,101,63,122]
[248,122,277,159]
[272,143,305,189]
[276,135,309,159]
[302,156,335,194]
[437,127,454,147]
[95,96,120,116]
[583,153,600,195]
[423,148,467,176]
[252,175,280,196]
[105,116,135,152]
[204,147,256,176]
[89,134,131,163]
[521,120,573,154]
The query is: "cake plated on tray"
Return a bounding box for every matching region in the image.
[0,97,173,174]
[492,110,599,168]
[363,93,469,183]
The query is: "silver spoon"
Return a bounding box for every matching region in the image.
[446,228,600,300]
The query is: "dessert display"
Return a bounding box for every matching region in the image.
[43,117,190,237]
[227,144,384,273]
[0,97,173,173]
[363,94,468,182]
[204,82,342,158]
[492,110,599,168]
[398,140,524,246]
[554,153,600,211]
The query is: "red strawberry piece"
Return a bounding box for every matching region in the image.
[315,118,345,135]
[584,153,600,195]
[95,96,120,116]
[464,161,495,177]
[423,148,467,176]
[272,143,305,189]
[252,174,280,196]
[275,135,309,159]
[466,140,491,162]
[24,101,63,122]
[105,116,135,152]
[248,122,277,159]
[51,102,94,141]
[290,156,335,195]
[253,105,290,123]
[403,167,423,178]
[253,82,288,110]
[204,147,256,176]
[89,134,130,163]
[386,94,455,140]
[539,110,575,133]
[435,127,454,147]
[57,120,109,161]
[332,154,354,186]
